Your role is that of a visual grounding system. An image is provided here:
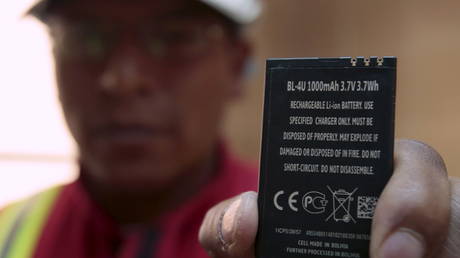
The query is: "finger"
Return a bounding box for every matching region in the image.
[439,177,460,258]
[370,139,451,258]
[199,191,258,258]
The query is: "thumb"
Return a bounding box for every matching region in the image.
[199,191,258,258]
[370,140,450,258]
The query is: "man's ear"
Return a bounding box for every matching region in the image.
[228,39,252,99]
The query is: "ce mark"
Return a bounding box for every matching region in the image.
[273,191,300,212]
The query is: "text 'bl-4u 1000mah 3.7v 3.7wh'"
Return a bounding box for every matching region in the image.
[256,57,396,258]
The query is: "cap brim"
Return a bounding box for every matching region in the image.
[27,0,261,24]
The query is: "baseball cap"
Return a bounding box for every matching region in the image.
[28,0,262,24]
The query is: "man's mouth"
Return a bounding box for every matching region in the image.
[93,124,174,145]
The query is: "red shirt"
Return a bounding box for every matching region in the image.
[31,147,258,258]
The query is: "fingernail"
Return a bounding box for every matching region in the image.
[219,195,244,248]
[380,229,425,258]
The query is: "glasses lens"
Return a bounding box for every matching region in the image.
[54,20,225,62]
[56,23,111,61]
[144,22,223,59]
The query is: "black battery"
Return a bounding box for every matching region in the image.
[256,57,396,258]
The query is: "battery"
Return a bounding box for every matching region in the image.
[256,57,396,258]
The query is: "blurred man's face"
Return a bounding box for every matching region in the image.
[48,0,248,192]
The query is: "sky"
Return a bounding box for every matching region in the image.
[0,0,77,207]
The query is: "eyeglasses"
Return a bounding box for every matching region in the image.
[51,18,228,62]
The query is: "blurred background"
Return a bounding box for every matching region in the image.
[1,0,459,207]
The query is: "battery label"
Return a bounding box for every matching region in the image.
[256,57,396,258]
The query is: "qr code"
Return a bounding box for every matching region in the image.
[357,196,378,219]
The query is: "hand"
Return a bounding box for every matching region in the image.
[199,139,460,258]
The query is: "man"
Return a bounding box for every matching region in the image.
[0,0,459,258]
[0,0,258,257]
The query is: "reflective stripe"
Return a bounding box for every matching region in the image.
[0,203,25,254]
[0,200,36,258]
[0,187,61,258]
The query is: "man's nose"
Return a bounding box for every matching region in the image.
[98,43,161,96]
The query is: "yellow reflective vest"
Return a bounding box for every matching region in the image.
[0,187,61,258]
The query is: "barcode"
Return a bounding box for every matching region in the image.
[357,196,378,219]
